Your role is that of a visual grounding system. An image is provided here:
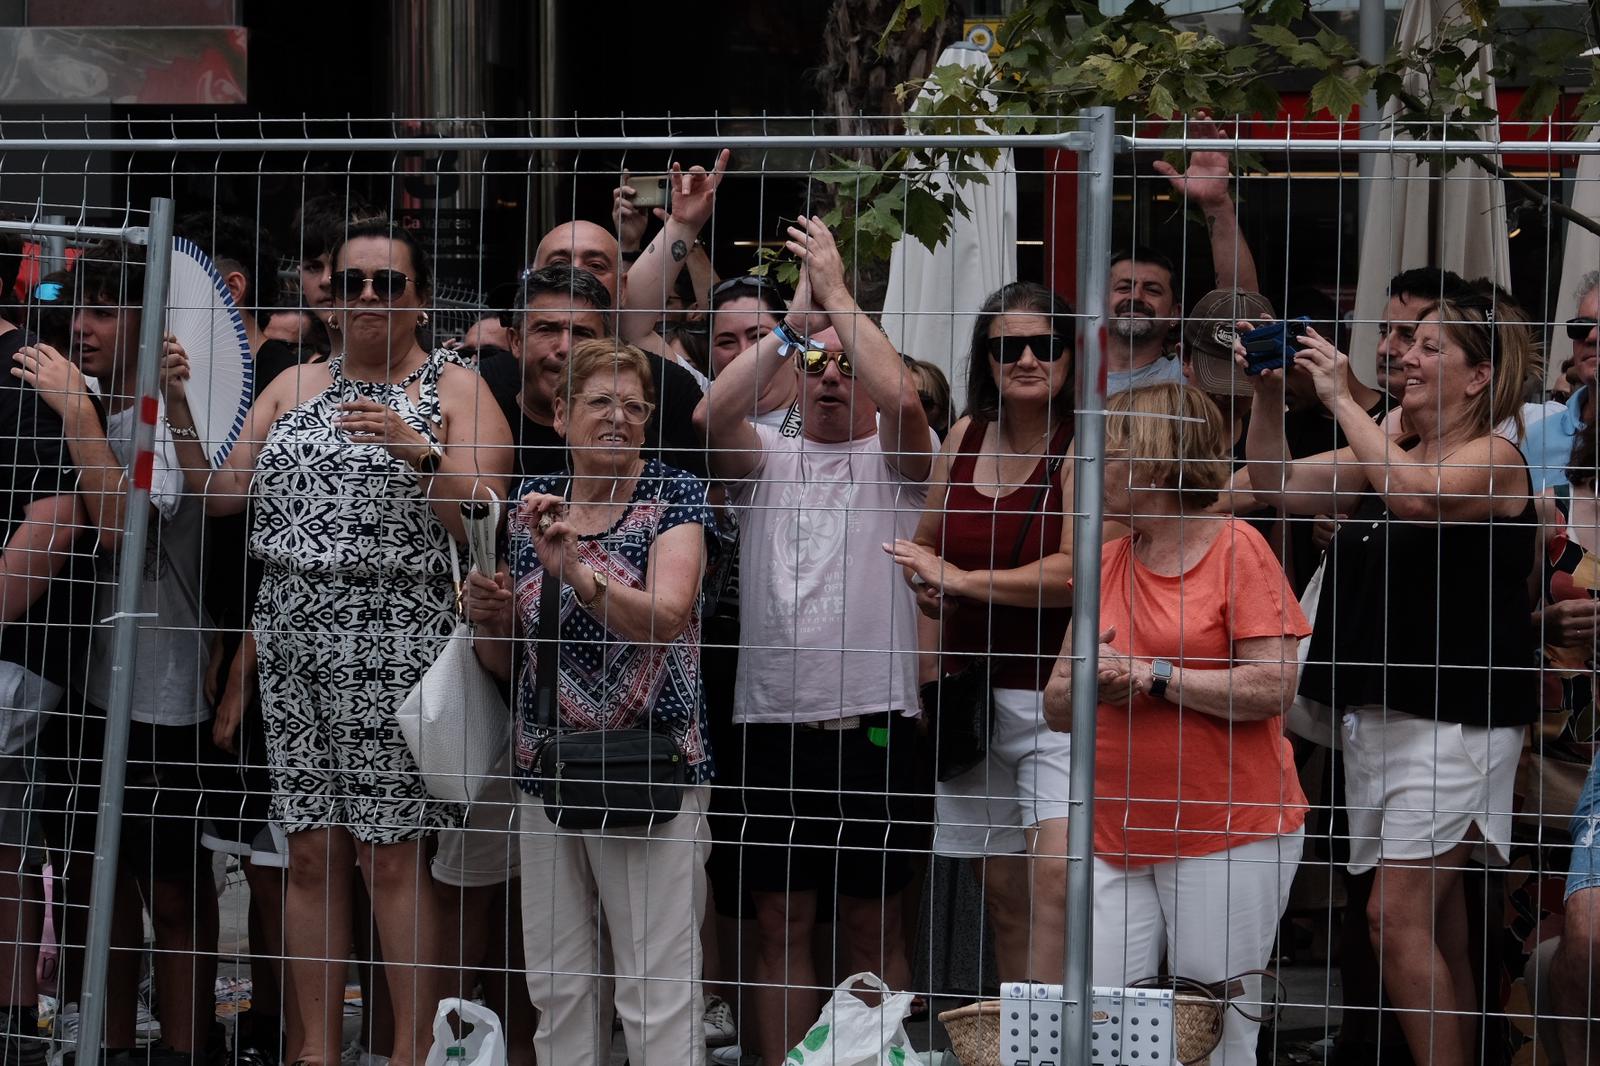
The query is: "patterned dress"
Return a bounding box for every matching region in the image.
[250,349,459,844]
[510,460,716,795]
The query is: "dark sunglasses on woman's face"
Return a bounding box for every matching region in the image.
[801,347,854,377]
[331,268,411,302]
[1568,316,1598,342]
[985,333,1068,364]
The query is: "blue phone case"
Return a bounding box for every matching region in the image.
[1241,317,1311,375]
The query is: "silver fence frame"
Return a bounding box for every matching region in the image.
[5,116,1595,1064]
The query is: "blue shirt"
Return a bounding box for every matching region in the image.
[1525,386,1590,490]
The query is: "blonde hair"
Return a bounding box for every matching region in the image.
[1105,383,1232,511]
[564,339,656,405]
[1424,293,1537,441]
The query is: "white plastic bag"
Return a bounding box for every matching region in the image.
[424,998,507,1066]
[785,972,926,1066]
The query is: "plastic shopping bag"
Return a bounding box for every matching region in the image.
[786,972,927,1066]
[424,998,507,1066]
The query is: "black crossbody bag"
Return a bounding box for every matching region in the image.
[920,450,1066,783]
[532,505,685,830]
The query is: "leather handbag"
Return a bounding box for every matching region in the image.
[396,538,510,804]
[921,448,1065,783]
[532,542,685,830]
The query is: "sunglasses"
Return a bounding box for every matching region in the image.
[985,333,1068,364]
[331,268,411,302]
[1568,317,1598,342]
[801,348,854,377]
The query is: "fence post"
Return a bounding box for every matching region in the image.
[74,196,175,1066]
[1062,105,1114,1066]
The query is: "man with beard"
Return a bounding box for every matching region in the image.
[1107,139,1259,394]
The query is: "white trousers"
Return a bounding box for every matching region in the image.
[1092,828,1304,1066]
[518,785,710,1066]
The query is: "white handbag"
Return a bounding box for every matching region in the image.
[396,536,511,803]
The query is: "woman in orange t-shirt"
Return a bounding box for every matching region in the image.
[1045,384,1309,1066]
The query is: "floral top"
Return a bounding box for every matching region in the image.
[510,459,717,794]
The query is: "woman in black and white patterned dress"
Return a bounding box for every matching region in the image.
[162,221,512,1066]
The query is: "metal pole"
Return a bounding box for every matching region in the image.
[41,215,66,275]
[74,196,174,1066]
[1063,105,1114,1066]
[1357,0,1388,235]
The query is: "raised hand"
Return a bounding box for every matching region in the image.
[12,342,93,424]
[1151,114,1234,212]
[159,332,191,405]
[1293,327,1351,410]
[785,215,848,308]
[667,149,731,232]
[464,564,514,635]
[613,173,651,252]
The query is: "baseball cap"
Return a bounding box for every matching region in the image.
[1184,289,1276,397]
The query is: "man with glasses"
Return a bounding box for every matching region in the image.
[1527,270,1600,490]
[704,217,934,1066]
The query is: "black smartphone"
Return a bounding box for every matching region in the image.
[1241,317,1311,375]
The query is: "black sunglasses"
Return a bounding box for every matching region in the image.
[1568,316,1598,342]
[331,268,411,302]
[801,348,854,377]
[985,333,1068,364]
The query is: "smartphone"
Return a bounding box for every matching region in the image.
[1241,316,1311,375]
[630,175,672,213]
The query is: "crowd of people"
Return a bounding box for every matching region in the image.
[0,140,1596,1066]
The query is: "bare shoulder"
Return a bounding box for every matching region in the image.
[944,415,976,454]
[256,360,331,421]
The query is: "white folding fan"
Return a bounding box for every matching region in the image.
[167,236,253,467]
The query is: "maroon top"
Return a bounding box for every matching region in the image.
[936,418,1072,690]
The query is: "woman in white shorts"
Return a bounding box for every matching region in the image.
[1243,289,1541,1066]
[888,282,1074,983]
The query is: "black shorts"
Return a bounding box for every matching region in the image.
[39,702,212,884]
[709,715,928,904]
[201,694,276,855]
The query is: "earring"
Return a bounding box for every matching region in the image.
[419,311,430,326]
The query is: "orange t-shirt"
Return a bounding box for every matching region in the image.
[1093,520,1311,867]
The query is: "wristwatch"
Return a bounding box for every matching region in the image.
[412,443,445,475]
[577,566,609,609]
[1149,659,1175,700]
[772,320,808,360]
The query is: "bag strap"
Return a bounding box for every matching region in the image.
[1008,449,1067,569]
[532,476,571,733]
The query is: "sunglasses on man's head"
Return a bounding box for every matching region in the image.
[800,348,854,377]
[331,268,411,302]
[1568,316,1598,342]
[985,333,1068,364]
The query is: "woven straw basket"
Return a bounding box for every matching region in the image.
[937,994,1222,1066]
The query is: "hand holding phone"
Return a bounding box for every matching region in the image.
[1240,316,1311,376]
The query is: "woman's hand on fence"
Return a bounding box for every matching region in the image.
[334,399,433,467]
[518,492,578,585]
[464,563,514,634]
[12,342,94,425]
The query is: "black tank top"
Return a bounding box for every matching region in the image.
[1299,442,1541,728]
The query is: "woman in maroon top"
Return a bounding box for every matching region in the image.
[887,281,1074,982]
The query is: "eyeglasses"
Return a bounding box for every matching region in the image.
[985,333,1069,364]
[800,348,854,377]
[1568,317,1598,341]
[331,268,411,302]
[575,392,656,425]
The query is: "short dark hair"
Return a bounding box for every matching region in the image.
[963,281,1074,425]
[292,192,382,265]
[1110,245,1176,282]
[708,275,787,317]
[518,264,613,320]
[71,241,145,308]
[176,210,282,318]
[328,219,433,302]
[1387,267,1475,306]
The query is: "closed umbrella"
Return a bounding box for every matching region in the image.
[1548,127,1600,388]
[1349,0,1510,384]
[880,42,1017,415]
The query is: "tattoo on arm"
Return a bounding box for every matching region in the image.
[671,239,688,262]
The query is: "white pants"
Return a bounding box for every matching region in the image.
[1092,829,1304,1066]
[518,785,710,1066]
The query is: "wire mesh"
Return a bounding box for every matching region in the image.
[0,113,1591,1066]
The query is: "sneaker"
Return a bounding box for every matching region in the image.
[702,996,737,1048]
[0,1006,46,1066]
[707,1047,750,1066]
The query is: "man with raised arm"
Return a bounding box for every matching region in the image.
[703,216,934,1066]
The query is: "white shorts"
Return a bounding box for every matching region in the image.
[1342,705,1525,875]
[431,755,521,888]
[933,687,1072,857]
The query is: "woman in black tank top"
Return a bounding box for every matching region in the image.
[1242,289,1538,1066]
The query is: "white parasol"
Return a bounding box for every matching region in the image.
[167,236,253,467]
[1548,127,1600,388]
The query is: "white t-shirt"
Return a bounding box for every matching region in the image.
[84,410,211,726]
[728,422,931,724]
